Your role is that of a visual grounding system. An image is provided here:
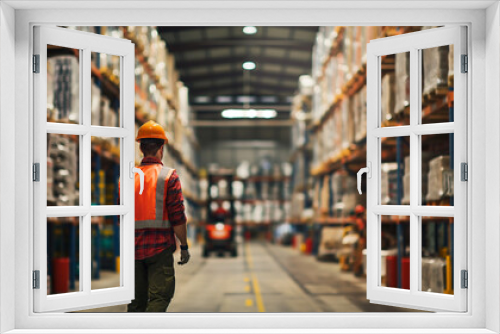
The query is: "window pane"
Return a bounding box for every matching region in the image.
[91,216,121,290]
[381,137,410,205]
[47,134,80,206]
[422,133,453,206]
[421,216,454,294]
[421,45,453,124]
[380,215,410,290]
[91,137,121,205]
[47,217,80,295]
[91,52,121,127]
[381,52,410,127]
[47,45,80,124]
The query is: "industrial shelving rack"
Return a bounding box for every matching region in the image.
[46,26,202,293]
[289,26,455,293]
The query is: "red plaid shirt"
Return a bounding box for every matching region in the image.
[135,157,187,260]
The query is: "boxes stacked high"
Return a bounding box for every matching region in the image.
[48,134,78,206]
[47,56,80,123]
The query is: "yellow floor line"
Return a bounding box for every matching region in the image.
[245,299,254,307]
[251,272,266,312]
[245,243,266,312]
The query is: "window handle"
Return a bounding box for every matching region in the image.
[130,162,144,195]
[357,162,372,195]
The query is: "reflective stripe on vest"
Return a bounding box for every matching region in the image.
[135,166,174,229]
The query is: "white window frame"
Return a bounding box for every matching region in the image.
[1,1,498,333]
[365,26,467,312]
[33,25,136,313]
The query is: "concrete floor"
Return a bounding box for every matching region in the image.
[78,242,416,313]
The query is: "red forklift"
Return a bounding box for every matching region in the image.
[203,172,237,257]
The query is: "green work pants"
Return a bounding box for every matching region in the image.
[127,248,175,312]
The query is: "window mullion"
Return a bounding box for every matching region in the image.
[409,48,420,294]
[81,47,92,295]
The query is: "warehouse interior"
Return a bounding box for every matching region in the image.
[45,26,455,312]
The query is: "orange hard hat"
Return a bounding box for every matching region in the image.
[136,120,168,143]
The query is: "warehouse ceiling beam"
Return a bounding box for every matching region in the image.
[163,39,314,52]
[190,104,290,112]
[189,83,296,94]
[190,120,294,127]
[176,56,311,70]
[182,71,302,83]
[158,27,318,33]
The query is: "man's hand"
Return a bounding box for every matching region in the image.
[178,249,190,265]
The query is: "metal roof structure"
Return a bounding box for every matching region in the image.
[158,26,318,146]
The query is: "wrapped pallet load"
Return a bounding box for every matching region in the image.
[421,258,446,293]
[344,26,354,80]
[341,176,358,217]
[426,155,453,202]
[341,98,351,149]
[402,156,411,205]
[354,86,367,142]
[317,226,345,262]
[394,52,410,118]
[381,163,398,205]
[331,171,346,217]
[381,73,396,124]
[320,175,330,215]
[422,45,449,97]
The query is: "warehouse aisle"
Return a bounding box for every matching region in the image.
[81,242,414,313]
[170,242,414,313]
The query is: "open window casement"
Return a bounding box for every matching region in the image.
[364,26,467,312]
[33,26,135,312]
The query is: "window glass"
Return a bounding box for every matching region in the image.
[47,217,81,295]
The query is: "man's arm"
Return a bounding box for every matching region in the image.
[165,170,189,253]
[173,224,187,246]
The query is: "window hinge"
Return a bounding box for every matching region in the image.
[33,54,40,73]
[461,270,468,289]
[33,163,40,182]
[461,162,468,181]
[461,54,468,73]
[33,270,40,289]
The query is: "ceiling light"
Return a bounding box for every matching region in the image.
[221,109,277,119]
[243,26,257,35]
[242,61,256,70]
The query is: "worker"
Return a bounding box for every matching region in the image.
[127,120,190,313]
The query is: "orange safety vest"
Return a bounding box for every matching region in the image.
[135,164,174,229]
